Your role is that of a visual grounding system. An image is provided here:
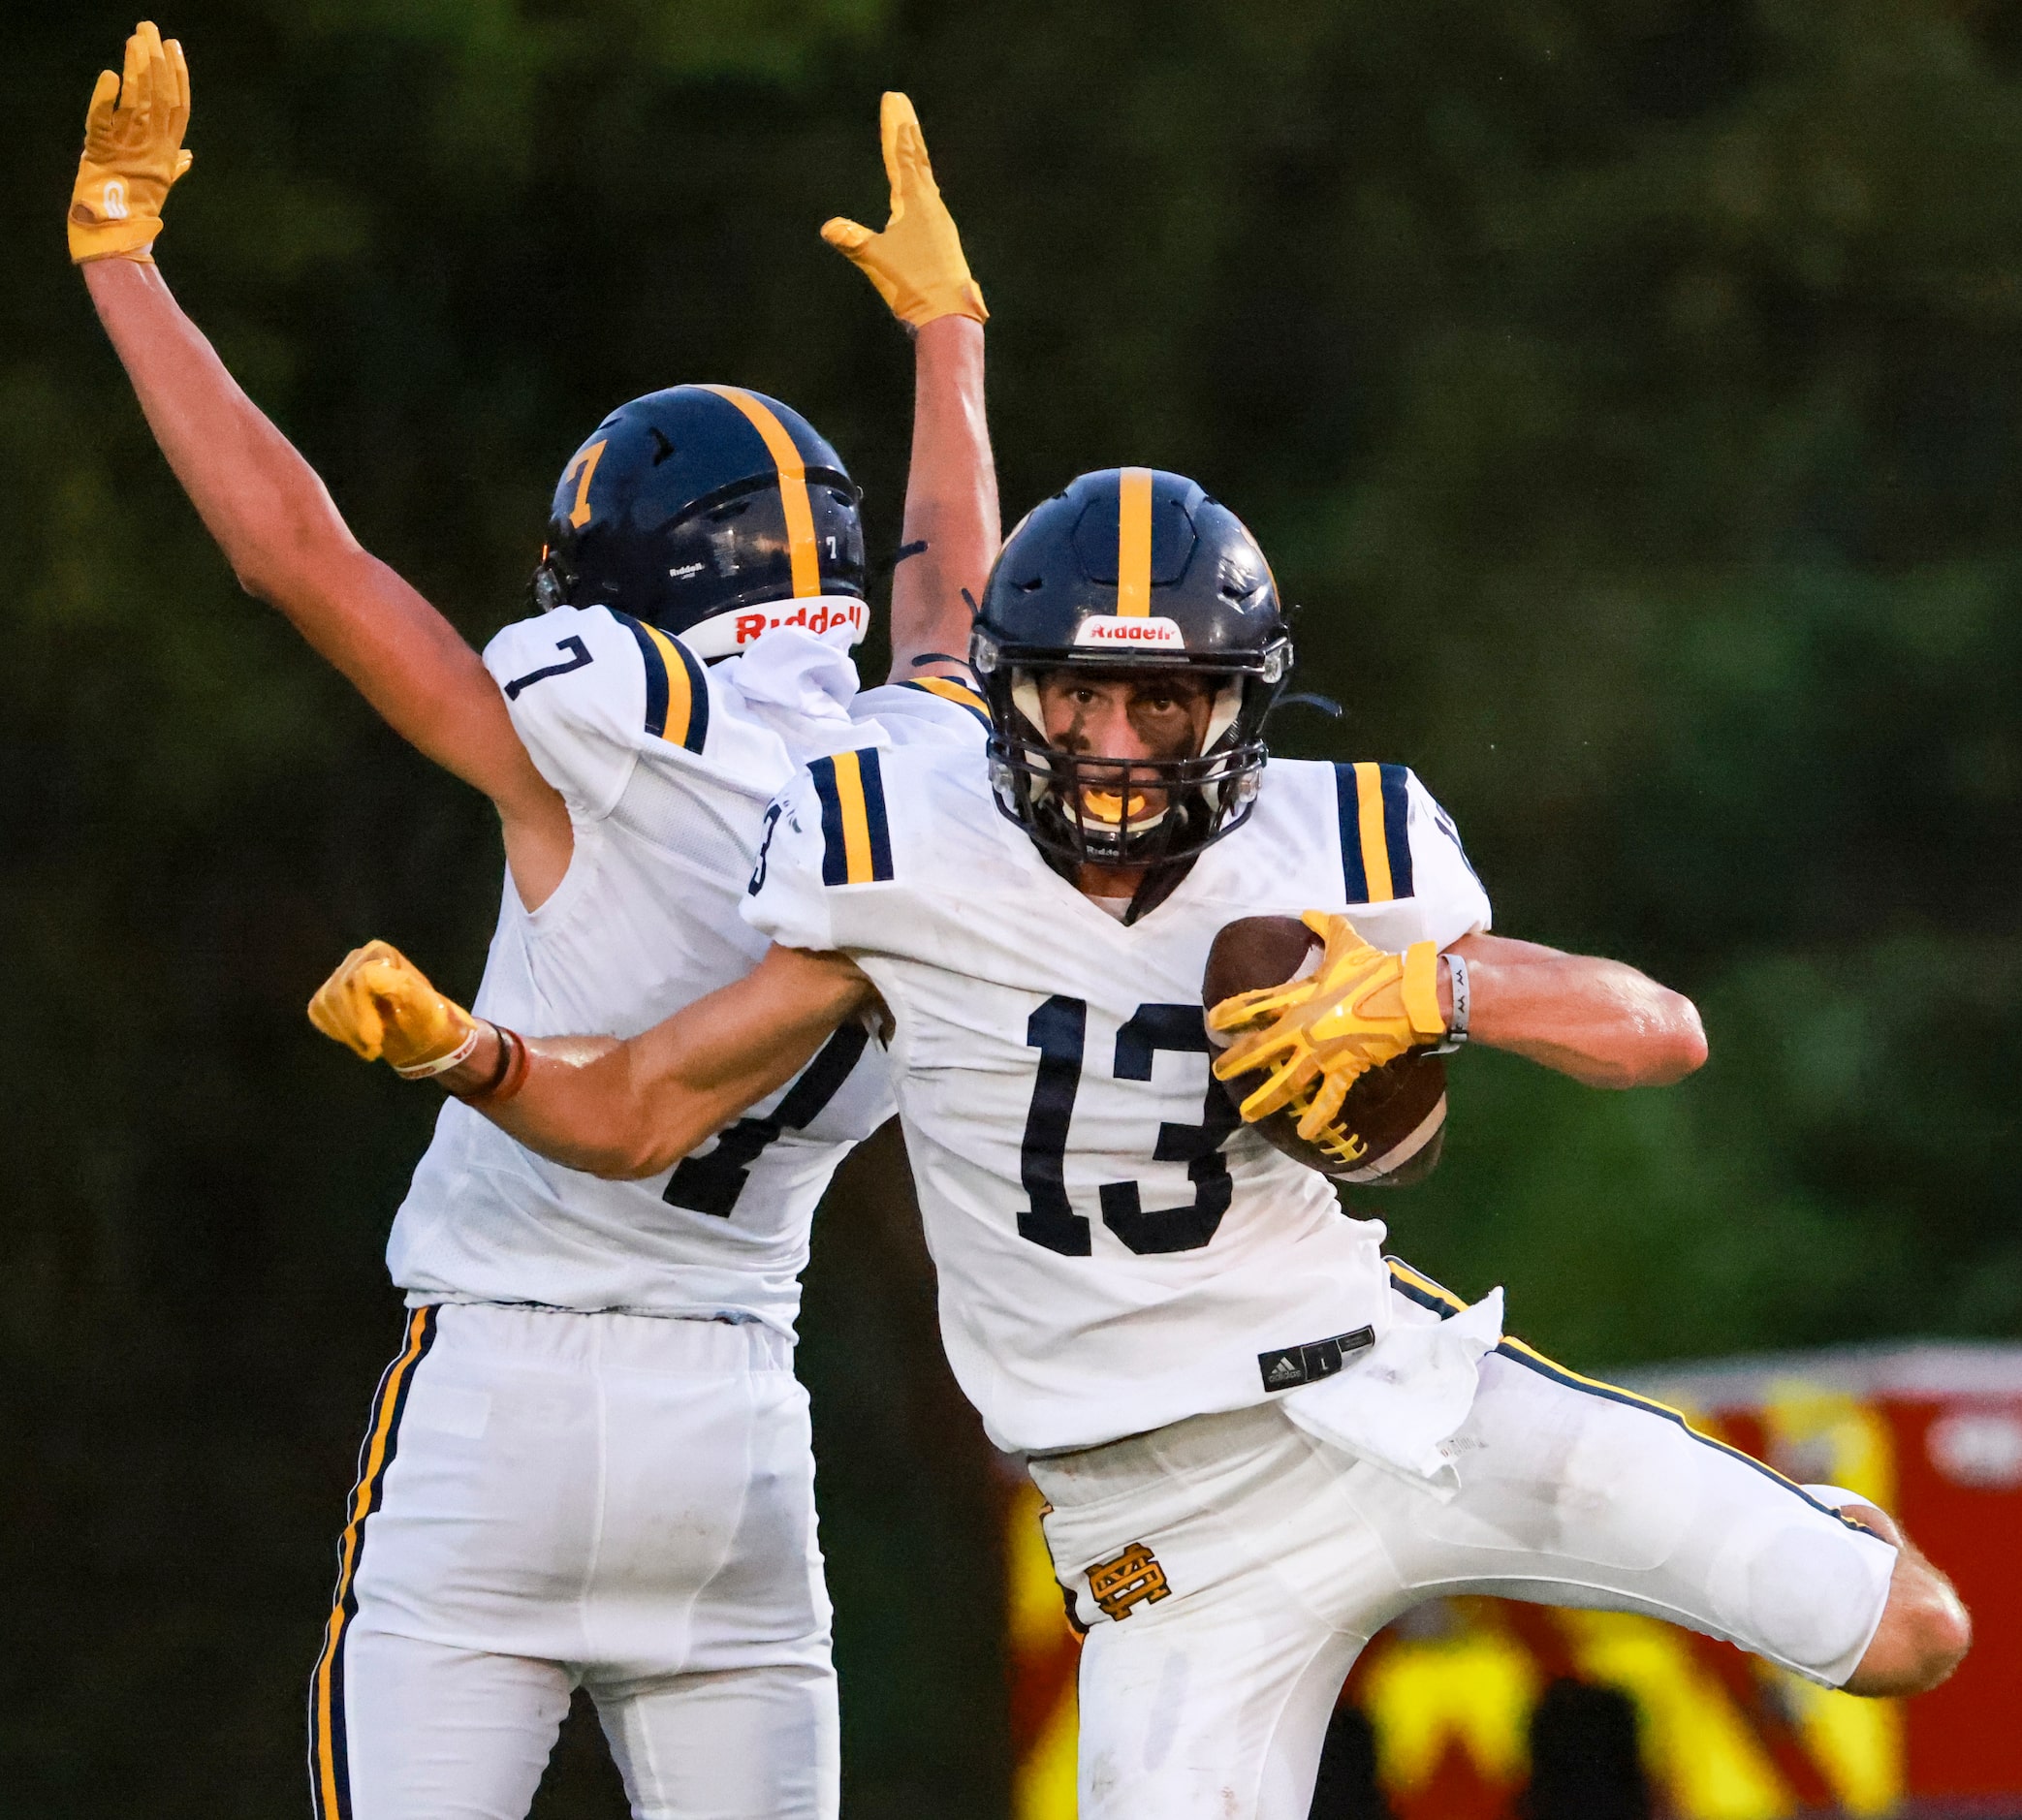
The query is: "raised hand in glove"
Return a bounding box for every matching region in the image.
[822,92,987,327]
[1209,912,1446,1141]
[309,940,481,1080]
[70,19,195,265]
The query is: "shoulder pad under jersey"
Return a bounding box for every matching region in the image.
[485,605,711,818]
[855,675,992,745]
[1330,761,1491,943]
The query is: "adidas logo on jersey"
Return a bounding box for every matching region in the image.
[1257,1326,1376,1393]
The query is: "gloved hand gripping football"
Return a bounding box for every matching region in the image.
[1209,912,1446,1142]
[822,92,987,327]
[308,940,481,1079]
[69,19,195,265]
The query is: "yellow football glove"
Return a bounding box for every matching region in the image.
[821,92,987,328]
[69,20,195,265]
[308,940,481,1079]
[1209,912,1446,1142]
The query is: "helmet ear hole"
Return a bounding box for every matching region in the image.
[529,551,576,615]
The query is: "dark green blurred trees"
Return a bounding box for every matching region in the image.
[4,0,2019,1813]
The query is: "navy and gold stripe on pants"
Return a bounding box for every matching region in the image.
[1335,761,1414,903]
[1382,1259,1872,1533]
[620,613,711,755]
[808,748,895,886]
[309,1305,439,1820]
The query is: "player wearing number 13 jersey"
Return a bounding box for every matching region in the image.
[76,31,997,1819]
[315,464,1970,1818]
[743,654,1488,1455]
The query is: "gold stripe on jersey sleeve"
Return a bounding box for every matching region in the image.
[701,385,821,599]
[1116,467,1153,617]
[832,749,876,885]
[1352,761,1395,902]
[906,675,990,717]
[636,618,699,749]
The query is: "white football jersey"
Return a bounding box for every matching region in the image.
[742,745,1491,1452]
[387,603,989,1334]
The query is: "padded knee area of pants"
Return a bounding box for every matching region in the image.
[1709,1511,1884,1677]
[1550,1399,1701,1571]
[1425,1365,1701,1568]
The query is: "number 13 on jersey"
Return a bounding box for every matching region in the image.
[1017,996,1241,1259]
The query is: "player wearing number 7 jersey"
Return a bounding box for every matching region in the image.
[318,466,1970,1819]
[74,27,996,1820]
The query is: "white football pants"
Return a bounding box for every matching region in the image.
[308,1302,837,1820]
[1029,1271,1898,1820]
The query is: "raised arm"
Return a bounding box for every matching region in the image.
[1442,932,1707,1088]
[72,25,570,901]
[889,317,995,677]
[820,93,998,679]
[307,940,877,1178]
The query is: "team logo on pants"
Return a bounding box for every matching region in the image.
[1087,1543,1172,1620]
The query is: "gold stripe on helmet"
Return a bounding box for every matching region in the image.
[701,385,821,598]
[1116,467,1153,617]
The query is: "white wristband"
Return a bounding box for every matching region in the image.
[1432,954,1469,1054]
[392,1023,482,1080]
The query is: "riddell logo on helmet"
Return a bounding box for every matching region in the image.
[1076,615,1185,649]
[732,600,868,644]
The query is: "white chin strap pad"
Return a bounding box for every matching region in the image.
[1011,672,1046,742]
[1202,677,1244,753]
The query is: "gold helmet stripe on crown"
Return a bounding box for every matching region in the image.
[700,385,822,599]
[1116,466,1154,617]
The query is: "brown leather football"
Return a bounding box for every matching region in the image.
[1203,915,1448,1186]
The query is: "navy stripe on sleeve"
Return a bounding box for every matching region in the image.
[623,615,671,740]
[1334,764,1369,902]
[808,757,848,887]
[671,635,710,754]
[1378,762,1414,899]
[857,748,895,881]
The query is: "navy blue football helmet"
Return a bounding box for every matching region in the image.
[971,467,1292,870]
[530,385,867,657]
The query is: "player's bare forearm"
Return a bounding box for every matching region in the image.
[440,945,879,1178]
[888,316,997,678]
[1446,932,1707,1088]
[81,260,563,841]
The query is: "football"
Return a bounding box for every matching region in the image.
[1203,916,1448,1186]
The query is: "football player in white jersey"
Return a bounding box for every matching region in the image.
[72,27,997,1820]
[316,463,1974,1818]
